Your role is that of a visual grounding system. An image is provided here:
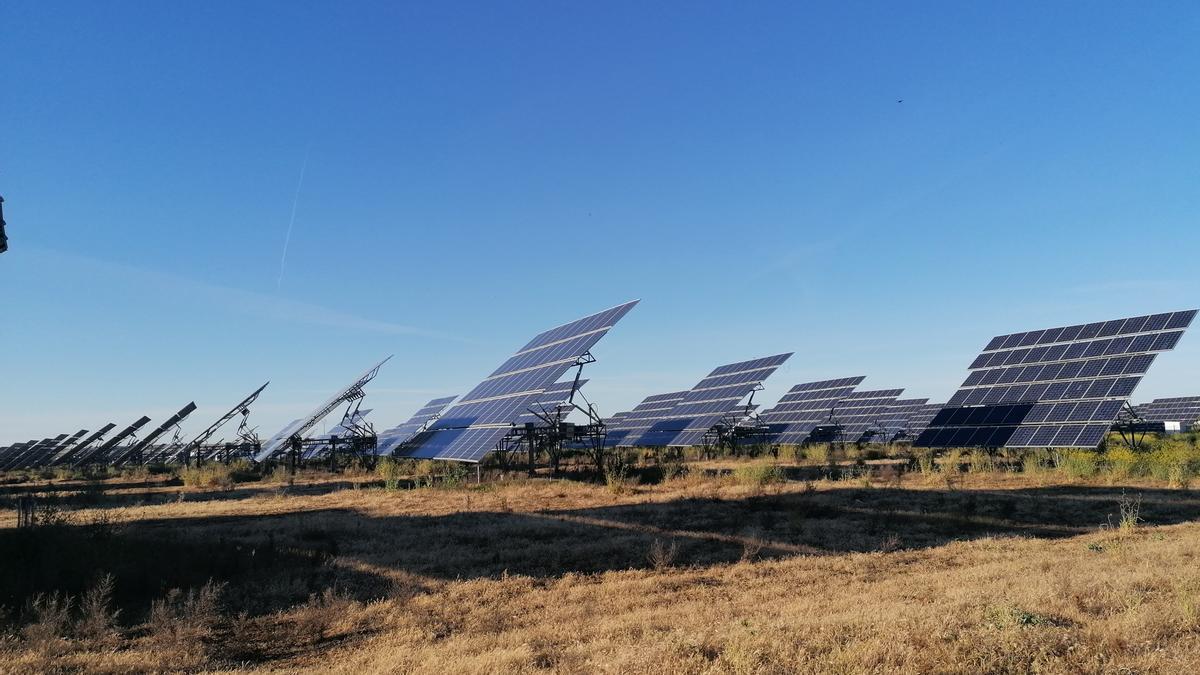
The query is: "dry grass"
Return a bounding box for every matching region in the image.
[2,463,1200,672]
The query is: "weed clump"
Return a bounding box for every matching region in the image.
[732,463,785,488]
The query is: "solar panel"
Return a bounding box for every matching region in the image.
[256,358,390,462]
[397,300,638,462]
[605,391,689,447]
[374,396,458,456]
[867,398,930,443]
[113,402,198,466]
[624,353,793,447]
[760,376,865,444]
[52,423,117,465]
[513,379,587,425]
[1137,396,1200,429]
[183,381,270,463]
[900,403,945,441]
[916,309,1197,448]
[73,416,153,466]
[808,389,904,443]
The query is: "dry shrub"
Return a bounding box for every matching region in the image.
[292,588,356,640]
[180,464,235,490]
[968,450,995,474]
[740,530,766,562]
[148,581,225,648]
[20,592,72,652]
[647,539,679,570]
[76,574,120,648]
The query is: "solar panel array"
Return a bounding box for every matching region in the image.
[867,398,930,443]
[900,403,945,441]
[625,353,793,447]
[810,389,904,442]
[916,310,1197,449]
[513,379,587,426]
[374,396,458,456]
[256,358,390,462]
[760,377,865,444]
[1137,396,1200,429]
[396,301,638,462]
[604,391,688,447]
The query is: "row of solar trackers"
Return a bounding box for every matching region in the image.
[3,305,1198,470]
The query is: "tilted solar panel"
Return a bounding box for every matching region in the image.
[256,358,390,462]
[605,391,689,447]
[626,353,792,447]
[513,379,587,426]
[868,398,930,443]
[397,300,638,462]
[1137,396,1200,428]
[808,389,904,443]
[900,403,945,441]
[375,396,458,456]
[916,309,1197,448]
[760,376,865,444]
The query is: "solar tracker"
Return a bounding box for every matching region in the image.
[625,353,793,447]
[52,423,116,465]
[1137,396,1200,430]
[0,441,35,469]
[15,433,79,469]
[397,300,638,462]
[899,403,944,441]
[808,389,904,443]
[606,391,689,447]
[513,379,588,426]
[113,402,198,465]
[915,309,1198,449]
[760,376,865,444]
[256,357,391,462]
[3,436,60,470]
[866,398,930,443]
[73,416,152,465]
[374,396,458,456]
[183,382,269,464]
[303,408,373,459]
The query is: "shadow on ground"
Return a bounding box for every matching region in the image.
[3,481,1199,625]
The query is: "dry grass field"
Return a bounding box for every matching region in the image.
[3,460,1200,673]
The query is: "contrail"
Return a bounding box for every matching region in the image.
[277,148,310,289]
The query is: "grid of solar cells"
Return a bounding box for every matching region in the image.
[607,391,689,447]
[398,301,638,461]
[626,354,793,447]
[816,389,904,441]
[900,404,945,441]
[511,379,586,424]
[916,309,1197,449]
[760,377,865,445]
[867,398,930,442]
[1138,396,1200,428]
[374,396,458,456]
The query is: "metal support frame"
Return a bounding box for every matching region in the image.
[1113,401,1149,452]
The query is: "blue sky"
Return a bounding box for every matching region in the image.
[2,1,1199,444]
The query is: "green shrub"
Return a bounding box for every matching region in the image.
[375,457,406,490]
[1059,449,1098,479]
[733,463,785,487]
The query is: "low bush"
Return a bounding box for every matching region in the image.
[1059,450,1099,479]
[732,463,785,488]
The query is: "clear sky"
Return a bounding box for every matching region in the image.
[2,1,1199,445]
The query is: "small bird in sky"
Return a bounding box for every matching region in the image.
[897,99,903,103]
